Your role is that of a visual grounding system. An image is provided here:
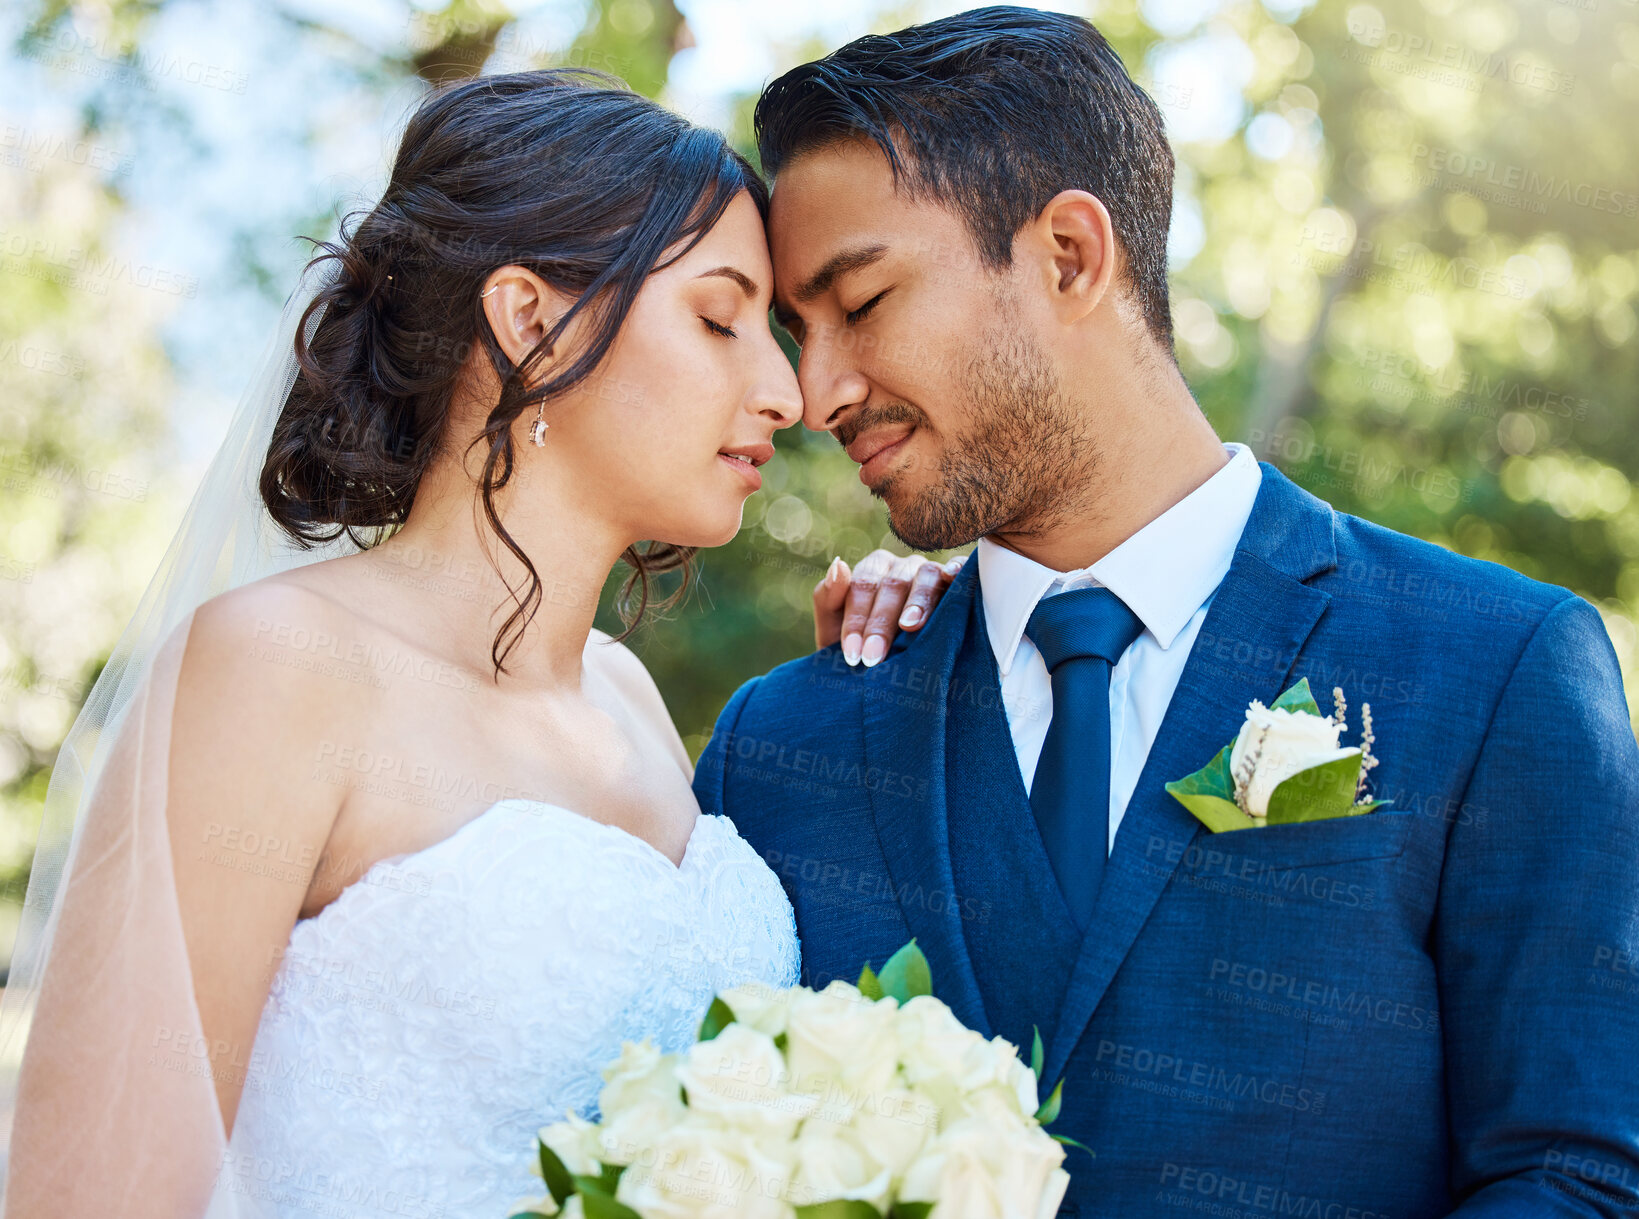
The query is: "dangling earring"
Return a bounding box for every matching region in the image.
[529,401,548,447]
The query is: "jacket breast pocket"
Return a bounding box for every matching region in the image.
[1183,808,1416,874]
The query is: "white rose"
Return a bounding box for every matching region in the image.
[1229,704,1360,818]
[676,1023,817,1132]
[787,1122,892,1209]
[538,1111,602,1176]
[616,1116,796,1219]
[719,980,795,1039]
[848,1084,937,1179]
[899,1117,1069,1219]
[785,981,901,1107]
[600,1038,682,1119]
[898,998,1022,1105]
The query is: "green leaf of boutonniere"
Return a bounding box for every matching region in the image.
[1265,751,1368,824]
[1270,677,1323,717]
[878,940,932,1002]
[1031,1026,1045,1080]
[1163,744,1260,833]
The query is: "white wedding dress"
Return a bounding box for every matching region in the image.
[217,798,800,1219]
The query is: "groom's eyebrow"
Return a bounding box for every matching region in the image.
[696,266,760,297]
[792,243,890,304]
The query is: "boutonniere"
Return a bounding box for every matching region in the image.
[1165,678,1387,832]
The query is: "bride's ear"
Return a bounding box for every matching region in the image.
[479,266,577,371]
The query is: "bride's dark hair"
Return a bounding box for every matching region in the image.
[261,69,767,674]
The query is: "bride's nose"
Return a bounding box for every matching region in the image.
[748,331,803,428]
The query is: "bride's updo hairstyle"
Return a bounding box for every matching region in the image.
[261,69,767,674]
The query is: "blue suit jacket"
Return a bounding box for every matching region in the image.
[693,465,1639,1217]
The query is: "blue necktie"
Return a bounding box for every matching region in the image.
[1026,587,1145,932]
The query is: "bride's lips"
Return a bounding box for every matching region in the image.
[846,428,914,487]
[717,441,774,492]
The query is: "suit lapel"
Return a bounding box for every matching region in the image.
[1043,465,1339,1083]
[861,559,992,1036]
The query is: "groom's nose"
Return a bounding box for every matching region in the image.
[797,334,871,434]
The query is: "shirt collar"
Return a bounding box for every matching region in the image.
[976,442,1263,677]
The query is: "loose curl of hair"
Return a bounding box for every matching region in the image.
[260,69,768,676]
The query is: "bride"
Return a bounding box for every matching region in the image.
[0,69,953,1218]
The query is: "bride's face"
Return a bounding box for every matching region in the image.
[539,192,802,549]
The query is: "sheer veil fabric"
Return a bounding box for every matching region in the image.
[0,265,371,1216]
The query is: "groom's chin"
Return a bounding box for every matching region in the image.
[878,487,981,554]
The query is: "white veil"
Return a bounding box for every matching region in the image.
[0,260,373,1215]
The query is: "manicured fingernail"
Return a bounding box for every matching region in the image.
[843,633,863,665]
[899,604,923,628]
[861,636,887,667]
[827,556,846,584]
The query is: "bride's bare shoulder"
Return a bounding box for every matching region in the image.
[177,566,379,710]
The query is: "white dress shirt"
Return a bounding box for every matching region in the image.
[975,442,1263,854]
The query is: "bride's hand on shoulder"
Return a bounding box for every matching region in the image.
[812,549,967,666]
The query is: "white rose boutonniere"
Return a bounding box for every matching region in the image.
[1166,678,1387,831]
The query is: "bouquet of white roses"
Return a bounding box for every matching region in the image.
[510,942,1077,1219]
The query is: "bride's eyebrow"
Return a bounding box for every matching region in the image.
[695,266,759,298]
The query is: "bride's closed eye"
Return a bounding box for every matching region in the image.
[700,316,738,339]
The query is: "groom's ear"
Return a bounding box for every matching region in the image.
[479,265,579,373]
[1028,190,1119,326]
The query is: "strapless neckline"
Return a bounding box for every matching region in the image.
[304,800,708,926]
[376,798,704,875]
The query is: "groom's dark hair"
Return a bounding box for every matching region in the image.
[755,6,1175,348]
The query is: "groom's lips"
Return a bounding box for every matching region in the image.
[846,428,915,487]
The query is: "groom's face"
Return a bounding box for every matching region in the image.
[768,140,1079,551]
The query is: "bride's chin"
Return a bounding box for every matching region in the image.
[653,504,745,551]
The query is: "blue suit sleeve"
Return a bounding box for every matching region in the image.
[1438,595,1639,1217]
[691,675,761,820]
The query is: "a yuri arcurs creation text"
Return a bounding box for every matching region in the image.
[510,943,1077,1219]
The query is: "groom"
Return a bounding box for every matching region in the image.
[694,7,1639,1216]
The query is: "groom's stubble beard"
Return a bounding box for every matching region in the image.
[871,321,1096,552]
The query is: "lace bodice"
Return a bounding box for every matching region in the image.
[219,800,800,1218]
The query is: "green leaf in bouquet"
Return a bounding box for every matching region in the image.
[574,1178,642,1219]
[537,1140,575,1208]
[775,1030,789,1052]
[1034,1078,1064,1125]
[856,961,884,1001]
[697,995,737,1042]
[1270,678,1322,717]
[889,1203,935,1219]
[1051,1132,1096,1158]
[1031,1026,1044,1080]
[1164,744,1256,833]
[1265,752,1370,825]
[878,940,932,1002]
[508,1212,554,1218]
[795,1201,884,1219]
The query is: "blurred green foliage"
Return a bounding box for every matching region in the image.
[1,0,1635,953]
